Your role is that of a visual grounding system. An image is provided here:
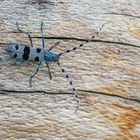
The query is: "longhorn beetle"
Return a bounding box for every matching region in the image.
[5,21,104,112]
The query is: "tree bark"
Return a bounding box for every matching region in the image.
[0,0,140,139]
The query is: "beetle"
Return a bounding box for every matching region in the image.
[5,21,103,111]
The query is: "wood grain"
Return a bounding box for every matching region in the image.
[0,0,140,139]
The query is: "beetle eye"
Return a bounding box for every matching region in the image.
[51,56,54,60]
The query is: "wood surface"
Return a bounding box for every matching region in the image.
[0,0,140,139]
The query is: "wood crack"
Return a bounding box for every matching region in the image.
[0,37,140,49]
[103,12,140,19]
[1,89,140,104]
[79,90,140,103]
[35,37,139,49]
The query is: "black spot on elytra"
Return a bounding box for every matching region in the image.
[35,56,39,61]
[13,53,17,58]
[36,48,41,53]
[15,45,18,50]
[79,44,83,47]
[73,88,76,91]
[66,50,70,53]
[22,46,30,60]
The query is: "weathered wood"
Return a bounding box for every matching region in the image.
[0,0,140,139]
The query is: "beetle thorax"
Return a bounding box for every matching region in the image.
[45,52,59,62]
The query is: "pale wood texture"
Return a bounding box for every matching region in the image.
[0,0,140,140]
